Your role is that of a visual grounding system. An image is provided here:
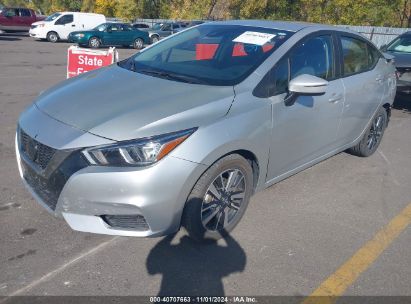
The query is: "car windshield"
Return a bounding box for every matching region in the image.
[152,23,163,30]
[45,13,61,22]
[387,35,411,53]
[94,23,107,31]
[119,24,293,86]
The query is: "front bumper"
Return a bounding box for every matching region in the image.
[29,27,46,39]
[68,35,88,45]
[16,113,206,237]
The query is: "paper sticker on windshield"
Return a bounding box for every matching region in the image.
[233,31,276,46]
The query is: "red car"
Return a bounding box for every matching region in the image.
[0,7,45,32]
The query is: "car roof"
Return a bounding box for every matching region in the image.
[210,20,339,33]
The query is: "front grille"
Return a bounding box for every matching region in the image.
[21,160,60,210]
[18,128,89,211]
[101,215,150,231]
[20,129,56,170]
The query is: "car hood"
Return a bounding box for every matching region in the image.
[31,21,44,26]
[386,50,411,68]
[35,64,235,141]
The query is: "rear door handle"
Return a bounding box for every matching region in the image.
[328,93,343,103]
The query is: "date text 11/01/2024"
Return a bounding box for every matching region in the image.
[149,297,257,303]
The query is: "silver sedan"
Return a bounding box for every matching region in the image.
[16,20,397,242]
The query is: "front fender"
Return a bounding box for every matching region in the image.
[171,95,272,192]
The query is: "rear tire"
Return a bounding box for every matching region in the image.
[46,31,58,43]
[182,154,253,242]
[88,37,100,49]
[348,106,387,157]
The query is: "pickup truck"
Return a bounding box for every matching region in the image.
[0,7,45,32]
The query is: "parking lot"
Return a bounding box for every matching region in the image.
[1,32,411,300]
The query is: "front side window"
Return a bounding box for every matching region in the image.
[387,35,411,53]
[55,14,73,25]
[110,24,120,32]
[253,57,289,98]
[341,36,370,76]
[290,35,334,80]
[120,25,293,86]
[94,23,107,31]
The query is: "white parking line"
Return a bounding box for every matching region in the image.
[2,236,120,300]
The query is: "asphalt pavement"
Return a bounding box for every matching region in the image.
[0,32,410,299]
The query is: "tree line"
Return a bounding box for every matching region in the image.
[1,0,410,27]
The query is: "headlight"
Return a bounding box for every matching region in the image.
[76,33,85,38]
[82,128,196,167]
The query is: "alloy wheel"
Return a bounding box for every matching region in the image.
[134,38,143,49]
[367,114,385,150]
[90,38,100,48]
[201,168,246,231]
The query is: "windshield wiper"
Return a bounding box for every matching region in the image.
[138,69,206,84]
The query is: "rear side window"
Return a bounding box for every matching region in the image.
[20,9,31,17]
[55,14,73,25]
[341,36,376,76]
[290,35,335,80]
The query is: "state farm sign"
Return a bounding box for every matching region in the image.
[67,46,118,78]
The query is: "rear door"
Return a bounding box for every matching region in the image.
[19,8,33,29]
[265,33,345,180]
[337,34,386,144]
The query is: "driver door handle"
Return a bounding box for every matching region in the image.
[328,93,343,103]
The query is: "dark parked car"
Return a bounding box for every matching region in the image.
[141,22,186,43]
[132,23,149,29]
[381,31,411,94]
[68,22,150,49]
[0,7,45,32]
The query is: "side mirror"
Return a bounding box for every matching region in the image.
[284,74,328,106]
[380,44,387,51]
[106,28,112,33]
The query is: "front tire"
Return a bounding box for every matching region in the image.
[133,38,144,49]
[150,35,159,44]
[182,154,253,242]
[348,106,387,157]
[46,31,58,43]
[88,37,100,49]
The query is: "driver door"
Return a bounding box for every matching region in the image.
[102,24,123,45]
[266,34,345,181]
[54,14,74,39]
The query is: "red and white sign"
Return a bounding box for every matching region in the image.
[67,46,118,78]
